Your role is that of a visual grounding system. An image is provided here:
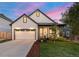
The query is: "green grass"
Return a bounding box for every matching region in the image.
[0,39,11,43]
[40,40,79,57]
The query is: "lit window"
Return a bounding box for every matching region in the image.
[49,28,56,34]
[49,29,52,34]
[23,16,27,23]
[36,11,40,17]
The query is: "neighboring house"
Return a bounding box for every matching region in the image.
[0,14,12,39]
[58,24,71,38]
[10,9,60,40]
[62,25,71,38]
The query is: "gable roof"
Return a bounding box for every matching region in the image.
[29,9,57,25]
[10,14,38,25]
[0,14,12,22]
[10,9,58,26]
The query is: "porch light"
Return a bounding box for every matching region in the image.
[30,27,34,30]
[15,27,21,31]
[15,27,21,29]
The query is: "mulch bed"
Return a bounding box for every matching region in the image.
[27,40,40,57]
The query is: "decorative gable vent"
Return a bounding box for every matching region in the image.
[36,11,40,17]
[23,16,27,23]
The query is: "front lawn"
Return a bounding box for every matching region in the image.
[40,40,79,57]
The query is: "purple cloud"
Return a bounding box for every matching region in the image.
[13,2,46,17]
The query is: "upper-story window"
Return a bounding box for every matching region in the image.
[36,11,40,17]
[23,16,27,23]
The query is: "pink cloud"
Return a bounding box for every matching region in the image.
[46,3,73,24]
[47,6,67,19]
[11,2,73,23]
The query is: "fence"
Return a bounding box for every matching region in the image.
[0,32,11,40]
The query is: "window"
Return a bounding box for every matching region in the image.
[49,29,52,34]
[49,28,52,34]
[49,28,55,34]
[23,16,27,23]
[40,28,43,37]
[36,11,40,17]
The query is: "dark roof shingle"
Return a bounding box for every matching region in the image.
[0,14,12,22]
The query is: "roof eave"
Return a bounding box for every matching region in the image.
[10,14,38,25]
[29,9,57,25]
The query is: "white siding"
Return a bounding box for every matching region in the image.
[0,17,11,32]
[12,15,38,40]
[30,10,54,23]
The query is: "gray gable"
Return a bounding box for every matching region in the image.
[0,14,12,22]
[29,9,57,25]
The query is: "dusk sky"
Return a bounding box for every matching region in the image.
[0,2,73,23]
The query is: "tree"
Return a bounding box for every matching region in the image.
[61,2,79,38]
[51,25,58,44]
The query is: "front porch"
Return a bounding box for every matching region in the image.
[38,26,60,39]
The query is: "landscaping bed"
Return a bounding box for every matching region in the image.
[27,40,40,57]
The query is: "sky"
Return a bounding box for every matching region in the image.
[0,2,73,23]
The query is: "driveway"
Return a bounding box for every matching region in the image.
[0,39,35,57]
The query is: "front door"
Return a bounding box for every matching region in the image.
[39,27,48,38]
[43,27,48,38]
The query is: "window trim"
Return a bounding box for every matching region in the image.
[36,11,40,17]
[23,16,27,23]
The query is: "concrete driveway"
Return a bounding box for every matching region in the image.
[0,39,35,57]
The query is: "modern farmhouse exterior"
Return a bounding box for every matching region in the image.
[11,9,60,40]
[11,14,38,40]
[0,14,12,39]
[29,9,60,39]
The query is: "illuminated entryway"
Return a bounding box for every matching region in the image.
[39,26,54,38]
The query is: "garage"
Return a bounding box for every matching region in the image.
[14,29,36,40]
[11,14,38,40]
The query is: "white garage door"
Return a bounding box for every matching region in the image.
[15,29,35,40]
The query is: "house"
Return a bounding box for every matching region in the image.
[0,14,12,39]
[10,9,60,40]
[58,24,71,38]
[62,25,71,38]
